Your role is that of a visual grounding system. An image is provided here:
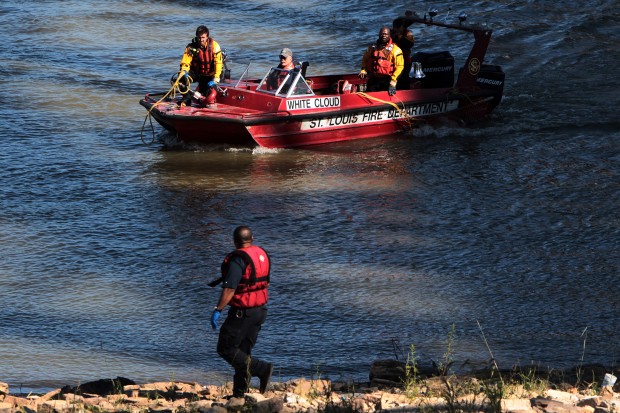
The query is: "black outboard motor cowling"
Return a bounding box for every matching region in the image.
[476,64,505,98]
[456,64,505,106]
[412,51,455,88]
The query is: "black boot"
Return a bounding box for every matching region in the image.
[259,363,273,394]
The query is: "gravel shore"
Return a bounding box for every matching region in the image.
[1,363,619,413]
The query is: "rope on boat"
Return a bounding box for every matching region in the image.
[354,92,414,128]
[140,73,193,145]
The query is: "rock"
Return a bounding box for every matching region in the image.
[0,395,33,409]
[350,396,373,413]
[39,400,71,413]
[502,398,535,412]
[370,359,439,386]
[284,392,309,407]
[63,377,135,397]
[206,406,227,413]
[531,397,591,413]
[0,402,13,413]
[547,389,580,403]
[285,378,330,399]
[600,386,614,399]
[370,359,406,385]
[379,392,410,408]
[61,393,84,403]
[123,384,141,398]
[36,388,62,403]
[91,399,116,412]
[0,382,8,396]
[187,400,213,413]
[226,396,245,408]
[254,397,284,413]
[578,397,605,408]
[81,396,104,406]
[245,393,268,404]
[331,381,356,392]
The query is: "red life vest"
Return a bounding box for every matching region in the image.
[188,38,215,76]
[221,246,270,308]
[366,39,396,77]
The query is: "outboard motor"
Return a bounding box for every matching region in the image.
[411,51,455,88]
[476,64,505,105]
[457,63,505,106]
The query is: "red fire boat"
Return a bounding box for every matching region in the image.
[140,12,505,148]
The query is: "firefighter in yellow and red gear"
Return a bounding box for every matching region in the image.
[210,226,273,398]
[359,26,404,96]
[178,25,223,106]
[392,18,415,90]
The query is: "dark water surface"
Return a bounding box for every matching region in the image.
[1,0,619,392]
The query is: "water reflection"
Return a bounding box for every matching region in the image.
[149,136,418,193]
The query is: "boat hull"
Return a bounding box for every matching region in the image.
[140,86,500,149]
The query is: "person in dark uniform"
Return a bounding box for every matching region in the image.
[391,18,415,89]
[210,226,273,397]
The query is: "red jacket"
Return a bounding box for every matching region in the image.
[179,38,223,79]
[221,246,270,308]
[361,39,404,85]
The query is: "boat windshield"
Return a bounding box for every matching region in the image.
[256,67,314,98]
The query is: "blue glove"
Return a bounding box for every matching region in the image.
[207,80,217,88]
[388,86,397,96]
[210,308,221,330]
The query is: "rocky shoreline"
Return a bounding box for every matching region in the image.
[1,362,619,413]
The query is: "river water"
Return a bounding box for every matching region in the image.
[0,0,619,392]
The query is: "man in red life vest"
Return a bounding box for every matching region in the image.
[359,26,404,96]
[211,226,273,397]
[178,25,223,106]
[391,18,415,90]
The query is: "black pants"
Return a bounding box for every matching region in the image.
[397,61,411,90]
[216,306,270,396]
[367,75,391,92]
[181,72,216,104]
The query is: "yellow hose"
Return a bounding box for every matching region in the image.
[140,73,192,144]
[355,91,414,127]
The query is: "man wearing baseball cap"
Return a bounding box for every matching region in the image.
[278,48,295,70]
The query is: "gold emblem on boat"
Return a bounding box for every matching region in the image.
[468,58,481,75]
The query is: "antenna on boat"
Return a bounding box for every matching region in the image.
[235,62,252,88]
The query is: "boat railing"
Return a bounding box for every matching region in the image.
[234,62,252,88]
[256,68,315,98]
